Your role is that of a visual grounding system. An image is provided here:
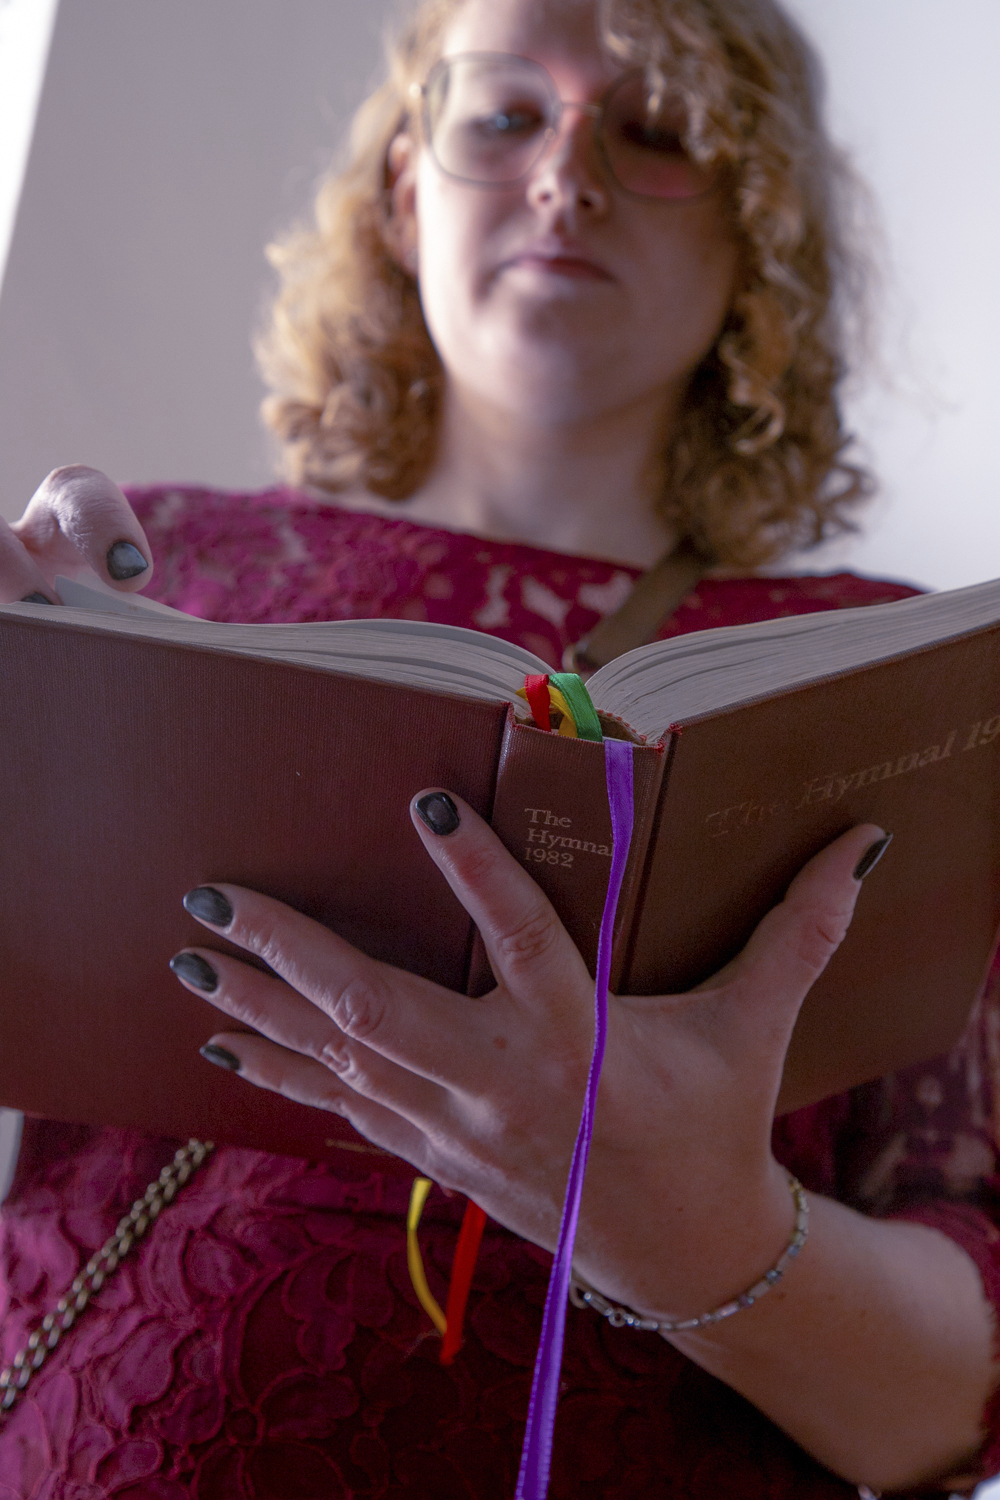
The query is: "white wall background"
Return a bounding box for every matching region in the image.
[1,0,999,593]
[782,0,1000,593]
[0,0,390,507]
[1,1,999,594]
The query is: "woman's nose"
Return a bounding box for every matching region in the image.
[526,106,609,216]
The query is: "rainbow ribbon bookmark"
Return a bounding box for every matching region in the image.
[519,673,603,741]
[407,671,635,1493]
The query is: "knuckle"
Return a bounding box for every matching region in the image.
[457,839,503,888]
[320,1043,374,1096]
[236,995,282,1038]
[319,1036,351,1073]
[791,900,851,968]
[43,464,107,494]
[243,912,286,969]
[494,905,560,973]
[43,469,134,542]
[242,913,318,998]
[327,976,388,1042]
[814,913,851,948]
[62,500,128,549]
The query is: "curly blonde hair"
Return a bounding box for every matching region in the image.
[258,0,873,568]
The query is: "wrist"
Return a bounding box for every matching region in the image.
[575,1156,799,1326]
[573,1170,807,1335]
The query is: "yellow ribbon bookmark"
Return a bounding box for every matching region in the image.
[407,1176,447,1335]
[515,682,579,737]
[547,685,580,737]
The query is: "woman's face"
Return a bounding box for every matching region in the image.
[394,0,740,428]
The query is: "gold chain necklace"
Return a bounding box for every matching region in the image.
[0,1138,214,1415]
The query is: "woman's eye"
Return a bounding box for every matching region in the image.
[469,106,545,139]
[619,121,687,157]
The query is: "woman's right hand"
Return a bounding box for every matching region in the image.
[0,465,153,604]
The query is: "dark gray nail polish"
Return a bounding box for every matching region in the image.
[21,591,55,605]
[416,792,460,836]
[183,886,233,926]
[200,1044,241,1072]
[106,540,148,580]
[170,951,219,992]
[853,833,893,881]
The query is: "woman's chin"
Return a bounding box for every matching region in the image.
[454,322,633,410]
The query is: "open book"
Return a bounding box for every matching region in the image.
[48,569,1000,739]
[2,571,999,1162]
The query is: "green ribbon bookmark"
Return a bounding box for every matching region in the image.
[548,672,603,742]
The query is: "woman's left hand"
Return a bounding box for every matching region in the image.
[171,790,882,1322]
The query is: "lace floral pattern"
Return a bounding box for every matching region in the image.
[1,485,994,1499]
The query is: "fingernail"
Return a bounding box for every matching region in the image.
[170,952,219,992]
[20,591,55,605]
[853,833,892,881]
[106,540,148,580]
[416,792,460,836]
[200,1043,241,1072]
[183,886,233,926]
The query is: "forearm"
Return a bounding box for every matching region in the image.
[665,1192,996,1492]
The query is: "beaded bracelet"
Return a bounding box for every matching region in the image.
[570,1172,808,1335]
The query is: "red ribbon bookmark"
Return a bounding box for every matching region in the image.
[441,1200,489,1365]
[523,674,552,733]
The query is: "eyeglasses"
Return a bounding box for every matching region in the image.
[414,53,718,201]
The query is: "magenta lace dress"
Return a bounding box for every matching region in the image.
[2,485,999,1500]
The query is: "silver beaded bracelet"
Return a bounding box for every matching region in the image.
[570,1172,808,1335]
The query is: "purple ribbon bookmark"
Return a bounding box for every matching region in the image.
[515,738,635,1500]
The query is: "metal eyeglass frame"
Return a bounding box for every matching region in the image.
[409,51,716,201]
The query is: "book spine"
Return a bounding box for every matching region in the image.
[468,711,666,995]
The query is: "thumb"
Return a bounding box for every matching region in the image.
[699,824,891,1024]
[409,789,589,1010]
[13,466,152,591]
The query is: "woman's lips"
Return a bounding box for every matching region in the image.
[506,253,614,282]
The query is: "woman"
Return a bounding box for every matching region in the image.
[0,0,997,1495]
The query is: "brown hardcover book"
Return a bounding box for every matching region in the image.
[2,574,1000,1164]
